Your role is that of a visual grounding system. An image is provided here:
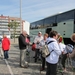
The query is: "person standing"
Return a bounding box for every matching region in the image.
[68,33,75,69]
[68,33,75,57]
[18,31,30,68]
[39,33,48,71]
[33,31,43,62]
[46,30,62,75]
[2,35,10,59]
[57,36,67,72]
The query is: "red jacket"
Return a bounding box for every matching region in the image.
[2,37,10,51]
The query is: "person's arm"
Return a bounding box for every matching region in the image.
[53,42,62,55]
[8,39,10,45]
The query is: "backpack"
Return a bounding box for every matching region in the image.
[41,41,54,58]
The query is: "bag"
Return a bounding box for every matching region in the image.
[41,41,54,58]
[31,43,36,51]
[66,44,74,53]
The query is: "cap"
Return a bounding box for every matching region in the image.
[38,31,42,34]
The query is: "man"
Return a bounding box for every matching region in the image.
[68,33,75,69]
[34,31,43,62]
[18,31,30,68]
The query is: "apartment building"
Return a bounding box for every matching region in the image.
[0,15,30,38]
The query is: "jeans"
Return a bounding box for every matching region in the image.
[35,49,40,62]
[4,50,9,59]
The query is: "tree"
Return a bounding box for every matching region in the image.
[8,20,19,42]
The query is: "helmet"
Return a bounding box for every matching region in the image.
[66,44,74,53]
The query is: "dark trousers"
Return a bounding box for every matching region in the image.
[35,49,40,62]
[61,53,67,69]
[41,56,45,69]
[4,50,9,59]
[46,62,57,75]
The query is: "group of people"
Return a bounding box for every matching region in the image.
[32,30,75,75]
[0,30,75,75]
[18,30,75,75]
[0,29,73,75]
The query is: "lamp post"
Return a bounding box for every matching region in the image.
[20,0,22,33]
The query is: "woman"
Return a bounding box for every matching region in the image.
[57,36,67,72]
[2,35,10,59]
[39,33,48,71]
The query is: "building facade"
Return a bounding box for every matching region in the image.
[0,15,25,38]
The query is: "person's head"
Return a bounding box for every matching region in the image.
[49,30,58,40]
[22,31,27,37]
[71,33,75,42]
[44,33,48,40]
[3,35,7,38]
[38,31,42,37]
[57,36,63,43]
[57,33,63,43]
[58,33,61,38]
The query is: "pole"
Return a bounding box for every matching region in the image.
[20,0,22,33]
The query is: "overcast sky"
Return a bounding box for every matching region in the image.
[0,0,75,23]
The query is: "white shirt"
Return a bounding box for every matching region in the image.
[46,37,62,64]
[34,35,43,48]
[58,43,66,52]
[39,39,46,46]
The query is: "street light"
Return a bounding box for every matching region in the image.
[20,0,22,33]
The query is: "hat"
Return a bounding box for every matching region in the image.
[38,31,42,34]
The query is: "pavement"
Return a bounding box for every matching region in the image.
[0,38,75,75]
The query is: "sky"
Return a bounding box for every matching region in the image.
[0,0,75,23]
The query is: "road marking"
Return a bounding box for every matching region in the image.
[4,59,14,75]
